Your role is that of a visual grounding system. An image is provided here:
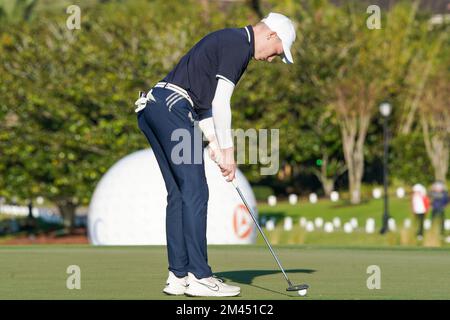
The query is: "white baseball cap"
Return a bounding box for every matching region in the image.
[412,184,427,195]
[261,12,296,64]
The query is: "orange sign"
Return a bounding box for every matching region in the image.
[233,204,253,239]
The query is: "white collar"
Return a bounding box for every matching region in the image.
[244,26,251,43]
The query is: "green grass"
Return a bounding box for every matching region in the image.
[1,245,449,300]
[256,197,449,247]
[256,222,450,247]
[257,197,411,222]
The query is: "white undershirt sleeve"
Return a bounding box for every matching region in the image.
[212,78,234,149]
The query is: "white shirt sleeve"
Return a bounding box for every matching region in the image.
[212,78,234,149]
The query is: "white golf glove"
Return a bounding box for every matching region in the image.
[134,90,156,113]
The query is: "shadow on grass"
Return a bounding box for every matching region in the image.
[216,269,316,297]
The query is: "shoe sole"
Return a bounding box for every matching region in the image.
[163,288,187,296]
[184,290,240,297]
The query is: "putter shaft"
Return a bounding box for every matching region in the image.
[232,181,293,287]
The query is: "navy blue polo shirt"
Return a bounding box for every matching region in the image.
[161,25,255,120]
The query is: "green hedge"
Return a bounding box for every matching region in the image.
[252,185,274,201]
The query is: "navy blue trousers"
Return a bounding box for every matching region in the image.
[137,87,212,279]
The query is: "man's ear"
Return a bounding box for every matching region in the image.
[266,31,277,40]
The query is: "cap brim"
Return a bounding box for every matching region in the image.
[281,41,293,64]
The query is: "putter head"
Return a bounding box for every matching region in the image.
[286,283,309,291]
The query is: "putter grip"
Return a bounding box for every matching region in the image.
[231,179,238,188]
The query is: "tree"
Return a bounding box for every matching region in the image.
[390,131,434,186]
[327,2,433,203]
[0,0,207,230]
[300,108,346,196]
[420,69,450,182]
[0,0,36,23]
[397,3,448,135]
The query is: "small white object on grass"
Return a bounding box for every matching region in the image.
[350,218,358,229]
[343,222,353,233]
[332,217,341,228]
[266,219,275,231]
[424,219,431,230]
[388,218,396,231]
[306,221,315,232]
[365,218,375,234]
[299,217,307,227]
[330,191,339,202]
[268,195,277,207]
[372,188,382,199]
[309,193,318,204]
[396,187,406,198]
[314,217,324,228]
[284,217,293,231]
[444,219,450,231]
[288,194,298,205]
[324,222,334,233]
[298,289,307,296]
[403,218,412,229]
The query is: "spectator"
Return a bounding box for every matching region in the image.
[429,181,449,235]
[411,184,430,240]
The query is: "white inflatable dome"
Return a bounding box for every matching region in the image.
[88,149,257,245]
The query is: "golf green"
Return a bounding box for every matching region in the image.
[1,245,449,299]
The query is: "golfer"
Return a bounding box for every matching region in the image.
[135,12,296,297]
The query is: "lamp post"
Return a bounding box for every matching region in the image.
[379,102,391,234]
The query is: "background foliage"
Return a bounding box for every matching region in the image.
[0,0,448,227]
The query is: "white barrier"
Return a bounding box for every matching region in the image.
[305,221,315,232]
[396,187,406,198]
[268,195,277,207]
[343,222,353,233]
[445,219,450,231]
[0,205,63,224]
[388,218,397,231]
[372,188,382,199]
[365,218,375,233]
[283,217,293,231]
[288,194,298,205]
[299,217,307,227]
[330,191,339,202]
[350,217,358,229]
[266,219,275,231]
[324,222,334,233]
[0,205,39,217]
[332,217,341,228]
[309,193,318,204]
[314,217,324,228]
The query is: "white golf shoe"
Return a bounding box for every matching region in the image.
[185,272,240,297]
[163,271,188,295]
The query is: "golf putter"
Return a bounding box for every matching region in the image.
[230,179,309,295]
